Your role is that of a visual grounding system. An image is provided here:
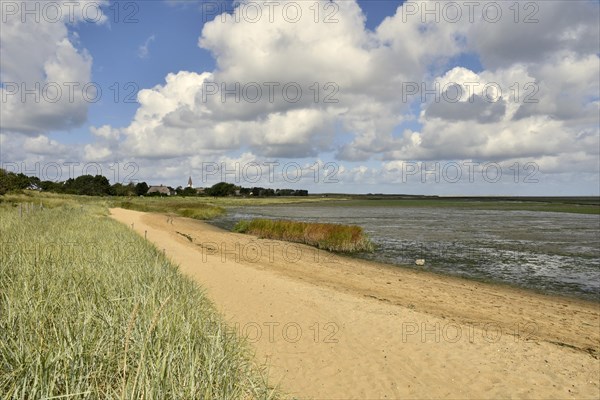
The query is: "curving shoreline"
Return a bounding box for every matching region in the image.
[209,203,600,302]
[110,208,600,399]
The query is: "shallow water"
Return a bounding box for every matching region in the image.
[210,205,600,301]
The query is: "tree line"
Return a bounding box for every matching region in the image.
[0,169,308,197]
[204,181,308,197]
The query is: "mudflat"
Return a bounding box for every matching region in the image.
[110,208,600,399]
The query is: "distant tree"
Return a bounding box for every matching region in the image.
[135,182,149,196]
[0,169,39,193]
[0,169,10,195]
[250,187,263,196]
[110,183,123,196]
[89,175,111,196]
[14,173,32,189]
[111,182,135,196]
[0,169,159,198]
[276,189,294,196]
[124,182,136,196]
[248,187,275,196]
[181,187,197,196]
[38,180,63,193]
[206,182,237,197]
[64,175,111,196]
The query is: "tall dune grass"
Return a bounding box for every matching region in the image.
[0,191,109,215]
[0,204,278,399]
[233,219,374,253]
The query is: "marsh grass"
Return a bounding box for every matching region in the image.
[0,205,278,399]
[112,196,339,221]
[233,219,374,253]
[113,198,225,220]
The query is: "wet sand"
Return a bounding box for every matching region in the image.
[110,208,600,399]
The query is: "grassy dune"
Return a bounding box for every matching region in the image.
[0,203,278,399]
[234,218,375,253]
[0,191,110,213]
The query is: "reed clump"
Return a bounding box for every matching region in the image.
[233,218,375,253]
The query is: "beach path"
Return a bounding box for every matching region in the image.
[109,208,600,399]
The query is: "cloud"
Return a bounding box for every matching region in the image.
[75,0,598,188]
[423,68,509,124]
[374,62,599,165]
[91,125,121,141]
[425,92,506,124]
[108,0,468,162]
[512,52,599,122]
[0,1,108,136]
[83,144,112,161]
[137,35,156,59]
[465,1,600,69]
[23,135,68,155]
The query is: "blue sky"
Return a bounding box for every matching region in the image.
[1,0,599,195]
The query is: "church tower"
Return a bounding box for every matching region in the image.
[187,176,193,188]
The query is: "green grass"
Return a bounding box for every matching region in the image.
[113,195,337,217]
[114,198,226,220]
[111,195,343,221]
[233,218,375,253]
[0,204,279,399]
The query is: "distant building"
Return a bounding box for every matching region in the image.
[147,185,172,196]
[187,176,193,188]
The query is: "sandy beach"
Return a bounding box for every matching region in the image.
[110,208,600,399]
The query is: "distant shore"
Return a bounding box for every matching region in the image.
[302,195,600,215]
[111,207,600,399]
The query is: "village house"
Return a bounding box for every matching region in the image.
[147,185,173,196]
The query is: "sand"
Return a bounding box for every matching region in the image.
[109,208,600,399]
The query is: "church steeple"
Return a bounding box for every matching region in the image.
[187,176,193,188]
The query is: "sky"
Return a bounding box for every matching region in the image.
[1,0,599,195]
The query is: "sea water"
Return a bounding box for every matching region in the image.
[210,204,600,301]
